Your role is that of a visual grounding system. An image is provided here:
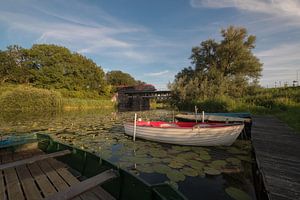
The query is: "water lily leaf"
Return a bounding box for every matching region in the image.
[166,170,185,182]
[210,160,227,169]
[204,167,221,175]
[137,164,154,173]
[178,152,198,159]
[168,161,185,169]
[198,151,211,161]
[180,167,198,177]
[226,157,241,165]
[173,156,188,163]
[227,147,247,155]
[225,187,251,200]
[186,160,204,169]
[153,164,172,174]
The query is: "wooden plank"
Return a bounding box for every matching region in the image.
[44,169,118,200]
[0,150,71,170]
[48,158,106,200]
[46,159,82,200]
[16,165,42,200]
[3,167,25,200]
[37,160,69,192]
[91,186,115,200]
[0,170,6,200]
[28,162,57,198]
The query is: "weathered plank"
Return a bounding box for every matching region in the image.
[0,170,6,200]
[0,150,71,170]
[28,162,57,197]
[44,169,118,200]
[37,160,69,192]
[16,165,42,200]
[252,116,300,200]
[91,186,115,200]
[3,167,25,200]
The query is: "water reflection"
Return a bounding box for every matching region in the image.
[0,109,255,200]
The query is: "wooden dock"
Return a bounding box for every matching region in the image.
[0,146,115,200]
[252,116,300,200]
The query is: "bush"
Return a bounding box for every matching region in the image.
[0,86,62,112]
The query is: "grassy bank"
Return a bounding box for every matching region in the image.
[0,84,115,112]
[176,87,300,132]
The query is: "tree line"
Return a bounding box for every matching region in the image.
[169,26,263,108]
[0,44,141,95]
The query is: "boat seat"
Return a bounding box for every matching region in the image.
[44,169,118,200]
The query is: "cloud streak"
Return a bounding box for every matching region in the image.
[0,0,169,64]
[190,0,300,25]
[146,70,170,76]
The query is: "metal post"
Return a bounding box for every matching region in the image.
[202,111,205,123]
[133,113,137,141]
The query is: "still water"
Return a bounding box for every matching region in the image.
[0,109,256,200]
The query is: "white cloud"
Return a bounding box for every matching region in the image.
[146,70,170,76]
[190,0,300,25]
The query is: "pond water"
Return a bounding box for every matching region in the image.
[0,109,256,200]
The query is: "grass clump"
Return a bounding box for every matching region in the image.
[0,85,62,112]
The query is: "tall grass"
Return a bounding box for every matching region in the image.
[0,84,115,112]
[0,85,62,112]
[176,87,300,132]
[62,98,115,111]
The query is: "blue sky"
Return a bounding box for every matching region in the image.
[0,0,300,89]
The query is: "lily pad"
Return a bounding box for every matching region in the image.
[166,170,186,182]
[226,157,241,165]
[180,167,198,177]
[186,160,204,169]
[225,187,252,200]
[168,161,185,169]
[198,151,211,161]
[137,164,154,173]
[153,164,172,174]
[210,160,227,169]
[204,167,221,175]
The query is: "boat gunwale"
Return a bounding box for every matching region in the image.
[123,121,244,130]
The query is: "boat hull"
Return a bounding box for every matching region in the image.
[124,122,244,146]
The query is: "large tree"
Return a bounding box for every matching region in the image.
[106,70,137,87]
[169,26,262,102]
[0,44,107,93]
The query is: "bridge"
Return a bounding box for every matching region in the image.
[116,85,171,111]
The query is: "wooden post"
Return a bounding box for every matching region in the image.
[195,106,198,123]
[133,113,137,141]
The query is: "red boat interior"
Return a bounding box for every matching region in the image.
[135,121,237,128]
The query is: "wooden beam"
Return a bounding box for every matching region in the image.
[0,150,71,170]
[44,169,118,200]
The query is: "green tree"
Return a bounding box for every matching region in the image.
[169,26,263,104]
[0,45,36,84]
[26,44,107,93]
[106,70,137,87]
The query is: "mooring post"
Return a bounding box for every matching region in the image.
[133,113,137,141]
[202,111,205,123]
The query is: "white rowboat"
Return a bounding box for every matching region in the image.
[124,121,244,146]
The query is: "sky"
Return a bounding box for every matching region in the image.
[0,0,300,89]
